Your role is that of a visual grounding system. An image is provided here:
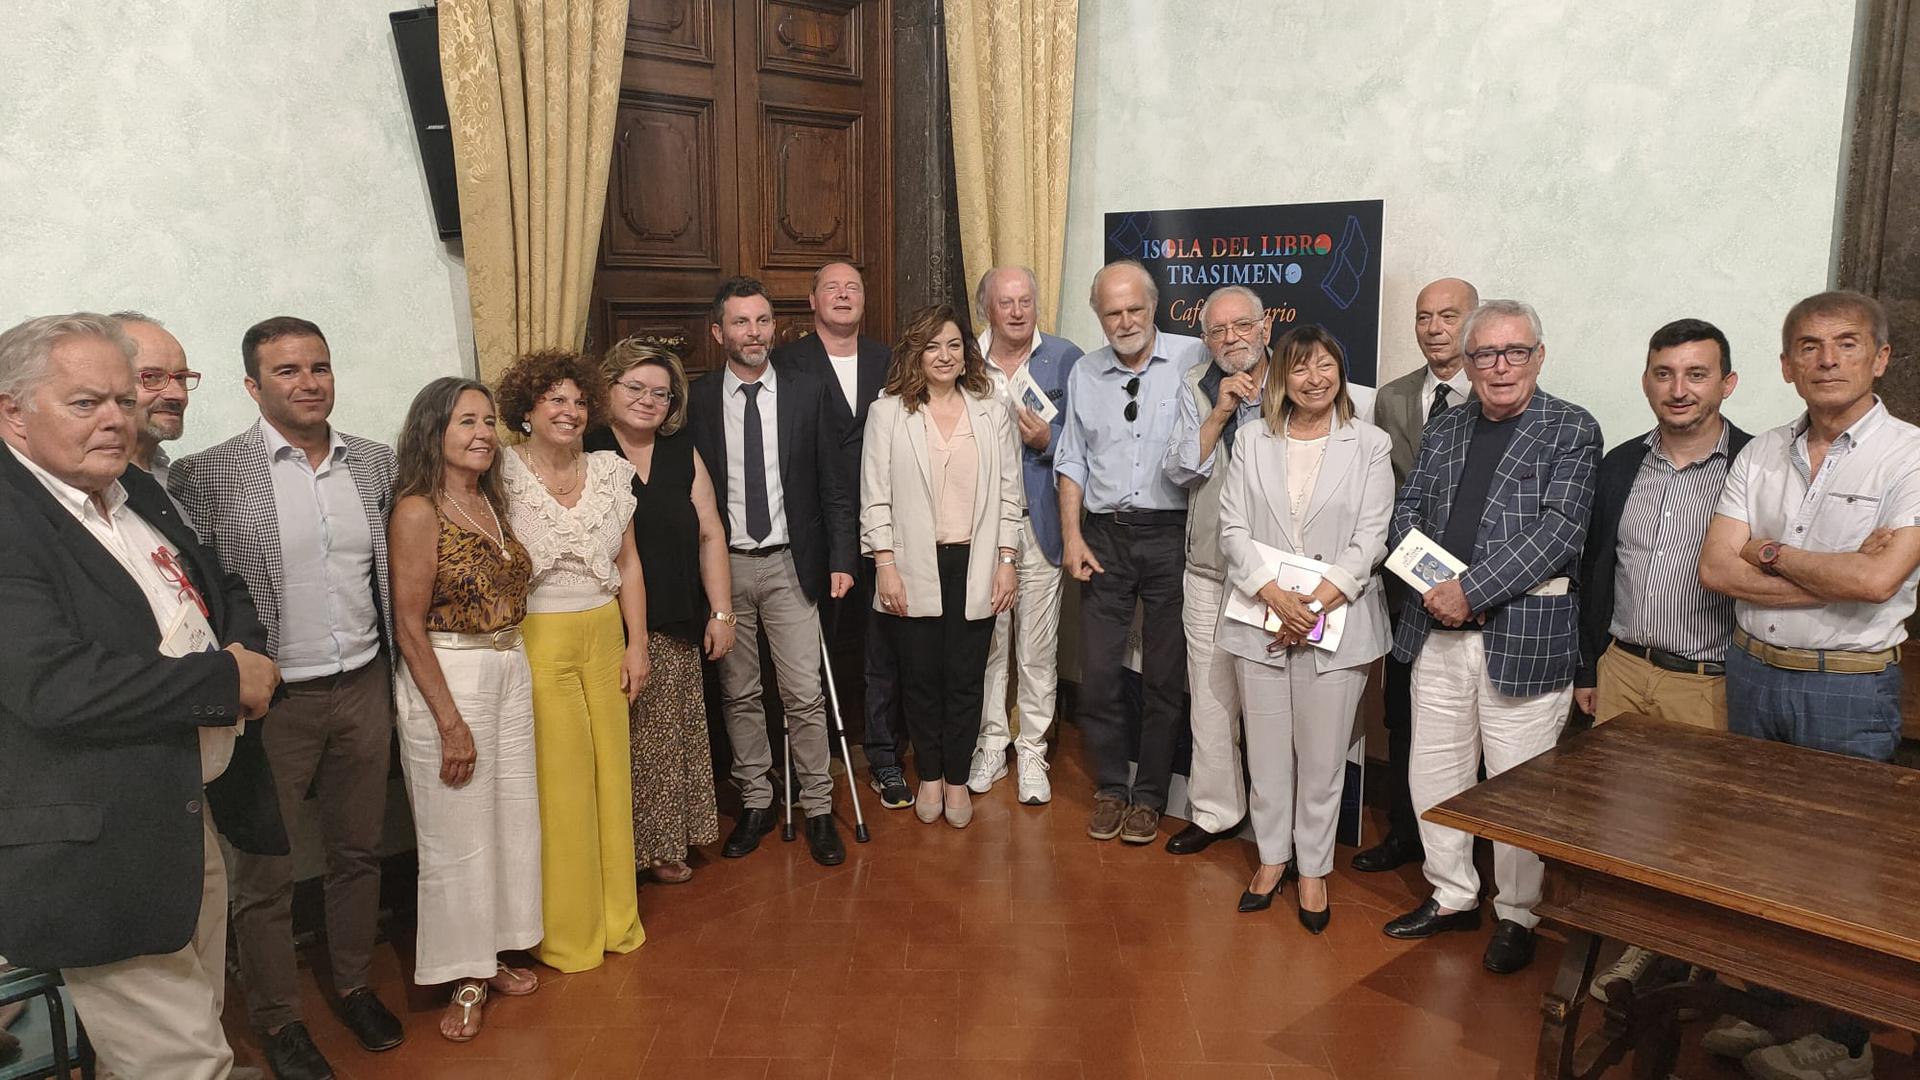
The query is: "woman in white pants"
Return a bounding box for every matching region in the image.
[389,377,544,1041]
[1216,326,1394,933]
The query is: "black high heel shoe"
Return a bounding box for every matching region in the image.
[1236,864,1296,913]
[1297,903,1331,934]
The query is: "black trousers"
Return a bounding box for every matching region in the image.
[1379,651,1421,843]
[1077,515,1187,810]
[895,544,995,785]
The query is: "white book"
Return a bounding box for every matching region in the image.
[1385,528,1468,595]
[1223,540,1346,651]
[1009,365,1058,422]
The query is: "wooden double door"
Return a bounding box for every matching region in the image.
[590,0,894,371]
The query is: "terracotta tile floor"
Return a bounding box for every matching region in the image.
[223,723,1916,1079]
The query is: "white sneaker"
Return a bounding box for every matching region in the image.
[966,747,1007,794]
[1015,749,1051,805]
[1702,1016,1777,1058]
[1589,944,1657,1003]
[1744,1035,1874,1080]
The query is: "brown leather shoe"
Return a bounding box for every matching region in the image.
[1119,804,1161,844]
[1088,794,1127,840]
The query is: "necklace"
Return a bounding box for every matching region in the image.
[523,447,583,496]
[1283,415,1329,519]
[440,490,511,561]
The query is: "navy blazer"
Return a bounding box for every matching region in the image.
[1574,422,1751,688]
[770,332,891,507]
[1001,332,1082,565]
[0,448,285,969]
[1389,391,1603,696]
[687,364,858,604]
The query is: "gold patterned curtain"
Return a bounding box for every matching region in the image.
[440,0,626,384]
[944,0,1079,333]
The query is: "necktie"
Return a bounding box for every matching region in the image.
[741,382,771,542]
[1428,383,1452,421]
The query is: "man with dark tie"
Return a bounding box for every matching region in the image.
[1351,276,1476,874]
[689,276,858,866]
[769,262,908,808]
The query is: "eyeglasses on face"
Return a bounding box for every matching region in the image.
[1123,375,1142,422]
[1203,318,1263,342]
[1464,344,1539,370]
[613,380,672,403]
[138,369,201,391]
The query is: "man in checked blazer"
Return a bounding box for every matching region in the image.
[1379,298,1601,976]
[170,315,405,1079]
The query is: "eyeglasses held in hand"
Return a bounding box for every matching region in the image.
[1123,376,1142,422]
[1464,344,1539,370]
[614,380,673,403]
[137,369,202,391]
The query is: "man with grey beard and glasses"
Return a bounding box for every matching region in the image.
[113,311,200,489]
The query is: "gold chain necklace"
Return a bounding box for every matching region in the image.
[523,447,583,496]
[439,491,511,561]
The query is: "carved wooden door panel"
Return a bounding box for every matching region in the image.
[592,0,892,374]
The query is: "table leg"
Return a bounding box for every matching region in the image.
[1538,931,1602,1079]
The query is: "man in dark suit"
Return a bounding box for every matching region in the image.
[0,313,282,1080]
[769,262,909,808]
[690,276,858,866]
[1354,276,1476,873]
[1380,298,1601,976]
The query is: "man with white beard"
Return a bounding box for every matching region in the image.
[1159,285,1269,855]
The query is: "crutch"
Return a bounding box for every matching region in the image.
[779,637,873,844]
[780,712,797,842]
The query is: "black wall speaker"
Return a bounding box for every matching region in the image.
[390,7,462,240]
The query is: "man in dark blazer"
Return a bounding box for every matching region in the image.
[1354,276,1476,874]
[768,262,910,807]
[690,276,858,866]
[0,313,282,1080]
[1380,299,1600,976]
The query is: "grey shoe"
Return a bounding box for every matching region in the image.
[1702,1016,1776,1058]
[1744,1035,1874,1080]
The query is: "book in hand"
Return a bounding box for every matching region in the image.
[1385,528,1468,594]
[1223,540,1345,651]
[1009,365,1058,422]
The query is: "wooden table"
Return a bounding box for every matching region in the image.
[1425,714,1920,1079]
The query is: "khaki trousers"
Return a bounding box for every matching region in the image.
[720,551,833,815]
[63,813,236,1080]
[1594,643,1727,730]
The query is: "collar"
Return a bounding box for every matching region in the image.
[261,419,346,464]
[724,364,777,397]
[1791,396,1887,448]
[1092,331,1174,376]
[148,444,172,472]
[4,442,127,523]
[1421,365,1470,397]
[1642,418,1732,466]
[979,329,1039,369]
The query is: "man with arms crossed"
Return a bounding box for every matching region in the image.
[967,265,1082,805]
[1698,290,1920,1080]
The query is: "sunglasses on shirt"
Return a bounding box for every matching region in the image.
[1123,376,1141,422]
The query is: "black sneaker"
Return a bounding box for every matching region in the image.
[263,1021,334,1080]
[868,765,911,809]
[337,987,404,1052]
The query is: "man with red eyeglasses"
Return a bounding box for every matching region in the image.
[113,312,199,489]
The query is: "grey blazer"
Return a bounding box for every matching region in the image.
[1374,365,1476,487]
[1216,417,1395,672]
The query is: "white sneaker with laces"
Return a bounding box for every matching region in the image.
[1702,1017,1777,1058]
[967,747,1007,794]
[1015,749,1051,805]
[1744,1034,1874,1080]
[1589,944,1657,1003]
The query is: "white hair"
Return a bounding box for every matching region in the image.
[1199,285,1265,329]
[1460,298,1544,349]
[109,310,165,328]
[976,265,1039,313]
[0,313,136,408]
[1087,259,1159,311]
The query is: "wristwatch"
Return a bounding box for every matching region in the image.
[1757,542,1783,575]
[710,610,737,626]
[1305,599,1325,616]
[998,552,1017,566]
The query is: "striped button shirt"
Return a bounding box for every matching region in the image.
[1609,424,1734,661]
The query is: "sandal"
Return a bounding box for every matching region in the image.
[488,962,539,997]
[440,980,487,1042]
[649,859,693,884]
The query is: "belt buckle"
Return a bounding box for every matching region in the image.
[491,627,519,651]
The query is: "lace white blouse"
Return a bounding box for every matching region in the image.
[501,449,638,614]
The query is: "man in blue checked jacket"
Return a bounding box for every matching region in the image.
[1377,298,1601,976]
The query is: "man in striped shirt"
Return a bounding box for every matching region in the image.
[1574,318,1749,730]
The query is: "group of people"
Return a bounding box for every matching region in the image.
[0,250,1913,1080]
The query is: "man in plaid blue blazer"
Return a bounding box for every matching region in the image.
[1378,299,1601,976]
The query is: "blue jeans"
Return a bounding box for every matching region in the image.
[1725,645,1903,763]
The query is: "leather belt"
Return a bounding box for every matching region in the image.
[1089,510,1186,527]
[428,627,523,651]
[1611,639,1724,677]
[732,544,789,558]
[1732,628,1900,675]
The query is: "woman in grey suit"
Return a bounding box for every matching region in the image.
[862,305,1022,828]
[1217,325,1395,932]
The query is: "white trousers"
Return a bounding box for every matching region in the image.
[1181,569,1247,832]
[395,646,545,984]
[62,813,236,1080]
[977,518,1064,756]
[1236,656,1366,876]
[1409,631,1571,927]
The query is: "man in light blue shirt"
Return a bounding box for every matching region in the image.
[1055,259,1206,844]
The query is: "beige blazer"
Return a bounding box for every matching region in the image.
[860,390,1024,619]
[1216,417,1395,672]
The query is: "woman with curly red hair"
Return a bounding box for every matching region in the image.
[494,349,649,972]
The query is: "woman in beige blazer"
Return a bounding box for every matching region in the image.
[861,305,1022,827]
[1217,325,1395,933]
